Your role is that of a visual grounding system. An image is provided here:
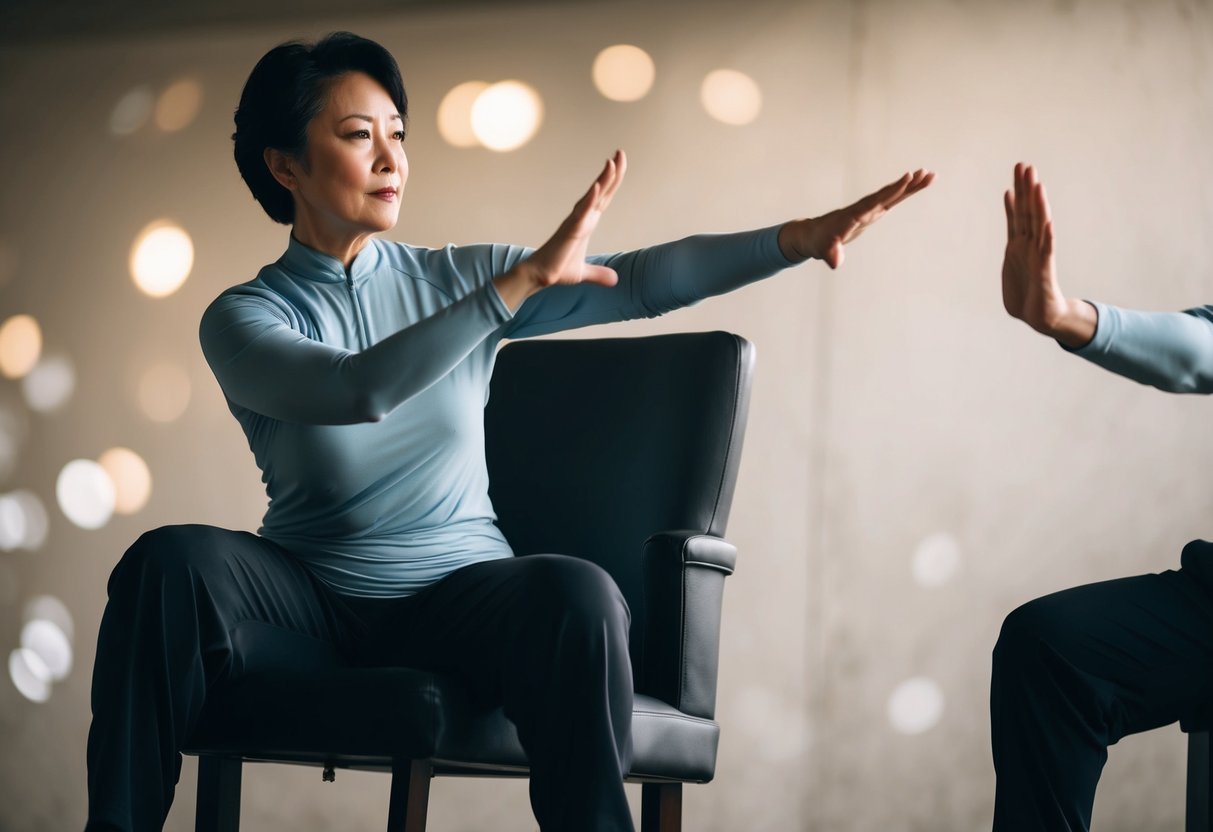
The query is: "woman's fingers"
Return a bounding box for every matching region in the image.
[1004,189,1016,240]
[1034,181,1052,244]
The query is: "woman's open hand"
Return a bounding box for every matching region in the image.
[778,169,935,268]
[1002,163,1095,348]
[494,150,627,310]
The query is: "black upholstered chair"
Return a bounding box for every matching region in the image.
[1189,730,1211,831]
[183,330,756,831]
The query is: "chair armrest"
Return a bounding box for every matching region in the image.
[639,531,737,720]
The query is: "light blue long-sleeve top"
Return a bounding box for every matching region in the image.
[1071,302,1213,394]
[200,227,793,597]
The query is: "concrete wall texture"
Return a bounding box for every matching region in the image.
[0,0,1211,829]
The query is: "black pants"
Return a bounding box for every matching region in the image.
[991,541,1213,831]
[85,524,635,832]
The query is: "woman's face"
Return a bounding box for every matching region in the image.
[289,71,408,246]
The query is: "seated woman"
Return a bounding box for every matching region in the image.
[84,31,932,832]
[992,162,1213,831]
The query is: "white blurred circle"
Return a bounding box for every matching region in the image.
[110,85,154,136]
[887,676,945,735]
[701,68,763,126]
[21,355,75,412]
[471,81,544,152]
[130,221,193,298]
[9,647,51,703]
[98,447,152,515]
[56,459,116,530]
[137,362,192,423]
[155,78,203,132]
[912,531,962,588]
[0,314,43,379]
[592,44,656,102]
[24,595,74,642]
[21,619,72,681]
[9,490,48,550]
[0,494,23,550]
[437,81,489,148]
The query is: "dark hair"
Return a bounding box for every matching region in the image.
[232,32,408,225]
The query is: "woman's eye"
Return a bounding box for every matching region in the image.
[348,129,371,139]
[393,131,406,142]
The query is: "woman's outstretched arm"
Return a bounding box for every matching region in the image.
[1002,162,1213,393]
[504,161,935,339]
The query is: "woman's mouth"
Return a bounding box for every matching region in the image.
[370,188,398,201]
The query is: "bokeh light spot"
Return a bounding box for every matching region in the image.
[912,531,962,588]
[9,647,51,703]
[887,676,945,735]
[22,355,75,412]
[137,362,192,423]
[21,619,72,681]
[56,459,116,530]
[592,44,656,102]
[24,595,73,643]
[0,315,43,379]
[154,78,203,132]
[98,447,152,515]
[701,68,763,126]
[110,85,154,136]
[471,81,544,152]
[130,221,193,298]
[0,490,47,551]
[438,81,489,148]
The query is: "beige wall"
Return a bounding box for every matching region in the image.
[1,0,1211,829]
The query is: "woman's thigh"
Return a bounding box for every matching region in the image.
[995,565,1213,739]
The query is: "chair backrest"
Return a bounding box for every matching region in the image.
[484,331,754,668]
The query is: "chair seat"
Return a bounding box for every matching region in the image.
[184,668,719,782]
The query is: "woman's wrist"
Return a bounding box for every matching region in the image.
[493,264,544,312]
[777,220,810,264]
[1048,298,1098,349]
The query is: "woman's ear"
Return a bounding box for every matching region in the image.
[264,148,298,192]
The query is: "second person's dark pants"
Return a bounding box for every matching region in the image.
[85,524,635,832]
[991,541,1213,831]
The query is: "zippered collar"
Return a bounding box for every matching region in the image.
[278,234,384,287]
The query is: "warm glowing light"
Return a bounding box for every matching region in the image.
[887,677,945,735]
[700,69,763,126]
[56,459,116,530]
[24,595,73,642]
[0,490,48,551]
[438,81,489,148]
[9,647,51,703]
[98,447,152,515]
[21,619,72,681]
[471,81,544,152]
[110,85,154,136]
[0,315,42,379]
[592,44,656,102]
[137,362,192,422]
[155,78,203,132]
[130,221,193,298]
[22,355,75,412]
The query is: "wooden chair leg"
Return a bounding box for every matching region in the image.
[640,782,682,832]
[1189,731,1212,832]
[196,755,242,832]
[387,760,433,832]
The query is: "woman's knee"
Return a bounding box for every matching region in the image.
[521,555,631,631]
[108,524,240,596]
[992,593,1073,677]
